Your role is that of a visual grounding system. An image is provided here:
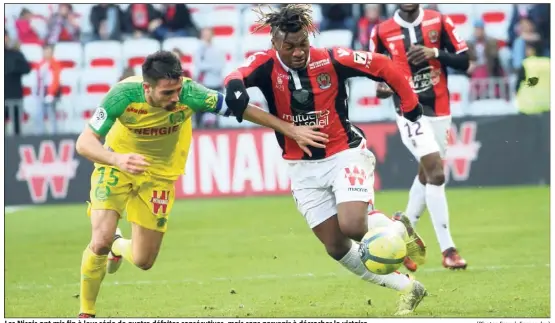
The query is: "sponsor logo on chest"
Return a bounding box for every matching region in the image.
[308,58,330,70]
[407,66,442,93]
[126,108,191,136]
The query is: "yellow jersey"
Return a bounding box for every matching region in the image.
[87,76,230,181]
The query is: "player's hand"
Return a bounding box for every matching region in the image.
[376,82,394,99]
[113,153,150,174]
[403,103,423,122]
[407,45,436,66]
[290,125,329,157]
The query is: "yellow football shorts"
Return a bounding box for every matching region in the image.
[88,166,176,232]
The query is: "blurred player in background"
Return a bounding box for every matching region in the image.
[370,4,470,271]
[224,5,428,315]
[75,50,328,318]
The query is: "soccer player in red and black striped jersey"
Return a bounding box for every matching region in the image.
[224,5,428,315]
[370,4,470,271]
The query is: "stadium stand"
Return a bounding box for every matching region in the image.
[4,3,544,134]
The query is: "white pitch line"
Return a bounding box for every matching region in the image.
[9,263,549,291]
[5,206,31,214]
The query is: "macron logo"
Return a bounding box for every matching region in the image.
[234,91,242,99]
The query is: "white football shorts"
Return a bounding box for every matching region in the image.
[288,141,376,229]
[396,115,452,160]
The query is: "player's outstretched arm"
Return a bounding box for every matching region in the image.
[242,104,329,157]
[332,48,422,122]
[181,79,329,157]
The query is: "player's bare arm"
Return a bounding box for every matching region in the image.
[76,127,149,175]
[242,103,329,157]
[76,127,118,166]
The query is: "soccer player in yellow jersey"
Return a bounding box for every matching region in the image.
[75,50,329,317]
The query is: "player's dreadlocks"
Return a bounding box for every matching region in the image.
[252,4,319,38]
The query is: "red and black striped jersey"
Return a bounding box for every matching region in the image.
[370,8,469,117]
[224,46,418,161]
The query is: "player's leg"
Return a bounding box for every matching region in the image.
[423,117,467,269]
[332,146,426,264]
[403,116,466,269]
[311,213,427,315]
[396,115,427,228]
[111,223,164,270]
[79,209,119,318]
[294,147,426,314]
[313,214,411,287]
[292,185,409,288]
[80,166,131,317]
[111,177,175,270]
[420,150,457,257]
[405,165,427,227]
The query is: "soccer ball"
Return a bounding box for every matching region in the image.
[358,227,407,275]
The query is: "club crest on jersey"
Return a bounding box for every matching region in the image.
[169,110,186,124]
[317,73,332,90]
[428,30,439,43]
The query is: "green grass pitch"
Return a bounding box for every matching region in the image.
[5,186,550,318]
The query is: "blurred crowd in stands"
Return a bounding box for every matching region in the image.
[4,3,551,136]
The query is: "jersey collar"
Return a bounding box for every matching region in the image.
[394,7,424,28]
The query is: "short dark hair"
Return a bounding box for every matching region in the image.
[253,4,318,38]
[142,50,183,86]
[20,8,31,18]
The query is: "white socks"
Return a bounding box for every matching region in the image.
[425,183,455,252]
[405,175,456,252]
[338,241,411,291]
[406,176,426,226]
